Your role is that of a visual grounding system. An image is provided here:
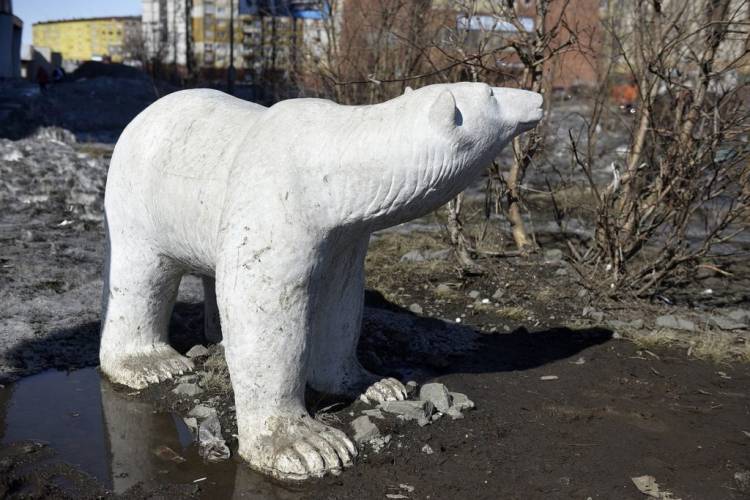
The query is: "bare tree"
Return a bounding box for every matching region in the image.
[565,0,750,297]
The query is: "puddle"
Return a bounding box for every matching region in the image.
[0,368,304,499]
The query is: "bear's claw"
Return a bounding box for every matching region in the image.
[360,377,408,404]
[100,344,194,390]
[252,419,357,481]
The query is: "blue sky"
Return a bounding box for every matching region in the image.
[15,0,142,45]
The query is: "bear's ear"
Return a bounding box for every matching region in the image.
[404,86,414,94]
[428,89,459,131]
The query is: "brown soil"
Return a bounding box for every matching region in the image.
[2,233,748,499]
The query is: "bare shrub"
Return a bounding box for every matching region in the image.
[563,0,750,297]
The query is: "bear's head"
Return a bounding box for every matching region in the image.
[403,82,543,160]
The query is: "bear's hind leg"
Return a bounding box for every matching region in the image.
[100,240,193,389]
[307,237,407,403]
[202,276,222,344]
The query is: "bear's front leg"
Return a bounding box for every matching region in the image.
[308,236,407,403]
[216,240,356,481]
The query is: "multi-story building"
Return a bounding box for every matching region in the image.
[0,0,23,78]
[141,0,328,76]
[32,16,142,64]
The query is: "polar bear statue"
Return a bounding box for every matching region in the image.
[100,82,543,480]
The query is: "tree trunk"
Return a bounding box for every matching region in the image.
[506,138,533,252]
[446,193,482,274]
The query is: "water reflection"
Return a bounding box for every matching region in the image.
[0,368,304,499]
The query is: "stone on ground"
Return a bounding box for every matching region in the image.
[419,383,452,413]
[656,314,696,331]
[186,344,210,358]
[708,314,746,331]
[400,250,425,262]
[351,415,380,444]
[188,404,216,419]
[362,408,385,419]
[172,382,203,397]
[379,400,430,422]
[544,248,563,264]
[449,392,475,411]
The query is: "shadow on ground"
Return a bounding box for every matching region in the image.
[1,289,612,387]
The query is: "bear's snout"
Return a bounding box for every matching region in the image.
[491,88,544,131]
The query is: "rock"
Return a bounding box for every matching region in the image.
[198,414,230,461]
[492,288,505,300]
[188,404,216,419]
[708,315,746,331]
[468,290,481,299]
[424,249,451,260]
[400,250,425,262]
[350,415,380,444]
[435,283,453,295]
[421,444,434,454]
[380,400,430,422]
[656,314,696,331]
[449,392,475,411]
[589,310,604,322]
[727,309,750,323]
[2,149,23,161]
[554,267,568,276]
[370,434,391,453]
[362,408,385,419]
[630,319,644,329]
[405,380,418,396]
[153,445,186,463]
[172,383,203,397]
[446,407,464,420]
[735,470,750,493]
[544,248,563,264]
[419,383,452,413]
[186,344,210,358]
[631,475,675,499]
[408,303,423,315]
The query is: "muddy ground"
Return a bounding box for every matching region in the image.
[1,78,749,499]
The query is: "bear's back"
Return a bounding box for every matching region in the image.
[105,89,268,271]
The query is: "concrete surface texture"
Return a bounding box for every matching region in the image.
[99,82,543,481]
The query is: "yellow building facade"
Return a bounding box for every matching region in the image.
[32,16,141,63]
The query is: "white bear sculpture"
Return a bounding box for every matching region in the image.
[100,82,543,480]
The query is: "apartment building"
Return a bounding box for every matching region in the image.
[0,0,23,78]
[32,16,141,64]
[142,0,328,75]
